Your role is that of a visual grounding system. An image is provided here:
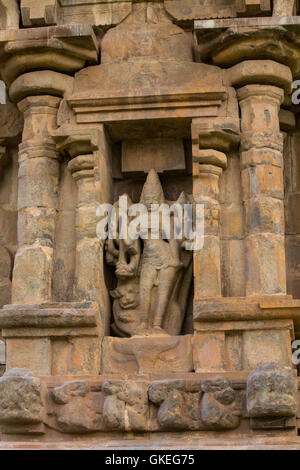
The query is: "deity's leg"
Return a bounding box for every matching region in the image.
[139,265,157,330]
[153,267,178,329]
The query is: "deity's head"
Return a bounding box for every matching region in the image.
[140,169,165,210]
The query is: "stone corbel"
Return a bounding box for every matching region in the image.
[53,128,100,160]
[21,0,62,27]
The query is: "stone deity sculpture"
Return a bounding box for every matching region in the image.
[106,170,193,337]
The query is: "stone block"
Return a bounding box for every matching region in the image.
[243,198,285,235]
[241,164,284,200]
[200,377,241,430]
[6,338,51,375]
[242,329,292,370]
[149,377,241,431]
[273,0,295,16]
[0,369,46,425]
[101,335,193,374]
[247,363,297,419]
[245,233,286,295]
[193,332,226,372]
[21,0,61,27]
[51,380,103,433]
[18,158,59,210]
[194,235,221,297]
[102,380,149,432]
[221,240,246,298]
[122,138,186,174]
[12,245,53,304]
[52,337,100,376]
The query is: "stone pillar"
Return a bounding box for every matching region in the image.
[53,126,113,335]
[193,151,226,297]
[237,85,286,296]
[192,120,239,299]
[12,95,60,304]
[68,154,103,306]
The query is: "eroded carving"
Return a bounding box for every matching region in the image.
[0,369,45,425]
[102,380,149,432]
[247,363,297,429]
[149,379,202,430]
[149,378,241,431]
[200,378,241,430]
[51,380,103,433]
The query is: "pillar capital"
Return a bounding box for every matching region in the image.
[237,84,284,105]
[9,71,73,104]
[18,95,61,113]
[228,60,292,94]
[68,154,95,182]
[53,128,100,160]
[192,118,240,155]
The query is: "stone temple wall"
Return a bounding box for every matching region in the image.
[0,0,300,449]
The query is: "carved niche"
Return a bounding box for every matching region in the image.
[105,170,193,338]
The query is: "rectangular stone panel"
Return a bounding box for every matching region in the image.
[242,329,292,370]
[122,138,186,174]
[193,332,226,372]
[6,338,51,375]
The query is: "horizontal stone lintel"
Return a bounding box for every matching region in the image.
[194,296,300,322]
[0,302,99,329]
[194,319,294,334]
[195,16,300,32]
[68,92,226,124]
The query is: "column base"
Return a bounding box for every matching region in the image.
[194,295,300,372]
[0,302,101,376]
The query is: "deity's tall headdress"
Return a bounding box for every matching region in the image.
[140,169,165,205]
